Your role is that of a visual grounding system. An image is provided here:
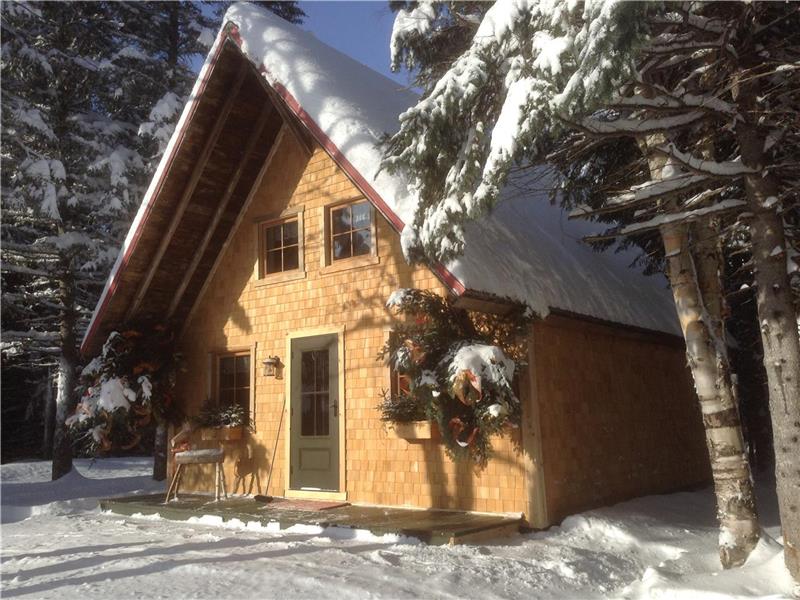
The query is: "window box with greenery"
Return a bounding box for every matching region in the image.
[381,336,440,441]
[194,401,249,441]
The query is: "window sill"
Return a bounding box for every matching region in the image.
[320,254,380,276]
[253,270,307,288]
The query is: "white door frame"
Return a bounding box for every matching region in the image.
[284,325,346,501]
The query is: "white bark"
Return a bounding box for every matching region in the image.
[661,222,760,568]
[643,128,759,568]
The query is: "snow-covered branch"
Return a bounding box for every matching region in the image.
[654,143,757,177]
[570,172,712,217]
[615,91,735,116]
[578,111,706,136]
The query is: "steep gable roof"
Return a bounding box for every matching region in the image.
[83,4,679,354]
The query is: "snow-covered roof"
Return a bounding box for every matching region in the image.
[226,3,679,334]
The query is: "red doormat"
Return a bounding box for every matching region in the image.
[266,498,349,511]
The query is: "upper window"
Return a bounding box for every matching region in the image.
[261,218,299,275]
[218,352,250,424]
[330,200,373,261]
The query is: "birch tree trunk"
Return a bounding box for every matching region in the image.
[661,222,760,568]
[640,126,760,567]
[737,123,800,578]
[51,265,78,481]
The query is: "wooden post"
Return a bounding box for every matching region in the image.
[521,325,549,528]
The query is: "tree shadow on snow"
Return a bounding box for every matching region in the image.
[1,535,392,598]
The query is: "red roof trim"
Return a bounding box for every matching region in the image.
[227,25,466,296]
[80,32,232,356]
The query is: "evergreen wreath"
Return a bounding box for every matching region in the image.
[68,324,184,455]
[379,288,532,464]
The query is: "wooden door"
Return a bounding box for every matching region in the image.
[289,334,340,491]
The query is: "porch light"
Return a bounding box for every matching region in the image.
[262,355,281,377]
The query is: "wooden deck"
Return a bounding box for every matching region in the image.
[100,494,523,545]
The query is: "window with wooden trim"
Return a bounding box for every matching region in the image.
[329,200,373,261]
[218,352,250,424]
[261,217,300,275]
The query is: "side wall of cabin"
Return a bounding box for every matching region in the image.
[531,314,711,524]
[174,131,529,514]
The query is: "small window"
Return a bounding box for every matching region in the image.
[261,218,299,275]
[218,352,250,424]
[330,200,373,261]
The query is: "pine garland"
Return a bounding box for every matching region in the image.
[68,325,183,455]
[380,288,532,464]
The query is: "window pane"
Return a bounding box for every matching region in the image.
[265,224,282,251]
[316,351,329,392]
[283,246,299,271]
[235,355,249,384]
[219,388,235,407]
[266,250,282,274]
[220,357,235,389]
[235,388,250,422]
[398,373,411,395]
[332,233,351,260]
[301,352,316,393]
[282,220,298,246]
[316,393,330,436]
[352,228,371,256]
[331,206,350,235]
[351,202,371,229]
[301,394,314,436]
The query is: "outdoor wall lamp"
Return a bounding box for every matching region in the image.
[262,355,281,377]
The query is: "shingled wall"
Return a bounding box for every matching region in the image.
[174,130,529,515]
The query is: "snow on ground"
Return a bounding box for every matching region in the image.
[1,458,794,599]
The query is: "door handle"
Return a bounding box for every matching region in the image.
[331,401,338,417]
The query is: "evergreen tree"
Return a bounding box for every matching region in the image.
[1,1,157,479]
[117,2,218,163]
[389,1,487,91]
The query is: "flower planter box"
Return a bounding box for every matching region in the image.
[200,426,244,441]
[389,420,440,442]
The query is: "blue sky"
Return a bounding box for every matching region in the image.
[299,1,409,86]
